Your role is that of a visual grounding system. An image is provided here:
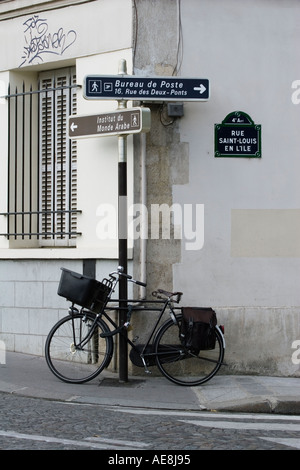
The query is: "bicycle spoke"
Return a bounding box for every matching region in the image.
[154,315,225,386]
[45,313,113,384]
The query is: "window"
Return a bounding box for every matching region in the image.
[39,68,78,246]
[1,67,80,247]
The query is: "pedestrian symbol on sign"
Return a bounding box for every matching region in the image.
[131,113,139,127]
[89,80,101,93]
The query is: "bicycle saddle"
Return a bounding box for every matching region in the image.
[152,289,183,303]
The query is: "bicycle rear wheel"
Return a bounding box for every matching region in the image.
[45,312,113,384]
[154,314,225,386]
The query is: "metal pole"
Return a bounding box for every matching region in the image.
[117,59,128,382]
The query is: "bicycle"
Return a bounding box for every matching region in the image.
[45,266,225,386]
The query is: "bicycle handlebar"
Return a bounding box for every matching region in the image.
[109,266,147,287]
[132,279,147,287]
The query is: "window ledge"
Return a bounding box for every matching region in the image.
[0,247,133,259]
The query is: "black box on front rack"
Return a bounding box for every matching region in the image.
[57,268,111,313]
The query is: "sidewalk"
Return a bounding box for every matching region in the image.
[1,351,300,415]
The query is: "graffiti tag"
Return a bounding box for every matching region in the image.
[19,15,77,67]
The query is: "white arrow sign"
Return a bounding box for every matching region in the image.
[193,84,207,94]
[70,122,78,132]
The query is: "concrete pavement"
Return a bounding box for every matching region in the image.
[1,351,300,414]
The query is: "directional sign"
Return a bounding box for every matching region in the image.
[68,107,151,139]
[84,75,209,102]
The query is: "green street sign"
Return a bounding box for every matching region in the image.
[215,111,261,158]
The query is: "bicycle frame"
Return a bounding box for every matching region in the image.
[103,298,179,371]
[67,295,179,374]
[68,307,100,351]
[75,301,226,369]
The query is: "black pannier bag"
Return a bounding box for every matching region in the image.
[179,307,217,354]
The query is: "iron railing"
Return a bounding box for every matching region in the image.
[0,80,82,241]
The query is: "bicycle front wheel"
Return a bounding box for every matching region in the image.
[154,314,225,386]
[45,312,113,384]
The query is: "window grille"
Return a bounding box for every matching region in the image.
[39,68,79,246]
[0,67,81,245]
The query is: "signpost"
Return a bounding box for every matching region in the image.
[74,60,210,382]
[68,108,151,139]
[84,75,209,101]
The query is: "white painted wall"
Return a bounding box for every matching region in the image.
[174,0,300,305]
[172,0,300,374]
[0,0,134,354]
[0,0,132,70]
[0,0,134,259]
